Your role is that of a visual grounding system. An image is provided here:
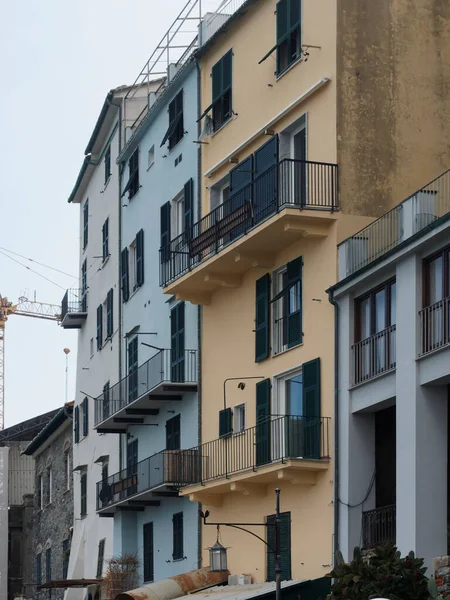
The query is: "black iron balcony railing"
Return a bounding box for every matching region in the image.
[177,415,330,486]
[352,325,396,386]
[362,505,396,549]
[61,288,87,320]
[96,448,199,510]
[94,349,198,426]
[160,158,338,286]
[419,297,450,356]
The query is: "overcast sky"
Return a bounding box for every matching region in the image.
[0,0,220,428]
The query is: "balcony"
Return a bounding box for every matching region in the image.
[94,349,198,433]
[352,325,396,386]
[362,505,396,549]
[96,449,199,514]
[60,289,87,329]
[419,297,450,356]
[177,415,331,502]
[339,168,450,279]
[160,159,338,303]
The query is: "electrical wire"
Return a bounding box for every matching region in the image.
[0,246,76,279]
[0,250,66,291]
[338,468,376,508]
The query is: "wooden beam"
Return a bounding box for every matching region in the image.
[125,408,159,416]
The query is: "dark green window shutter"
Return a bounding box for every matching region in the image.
[184,179,193,235]
[256,379,271,465]
[229,155,253,195]
[128,338,139,402]
[121,248,129,302]
[166,414,181,451]
[136,229,144,287]
[172,512,184,560]
[74,406,79,443]
[219,407,232,437]
[143,522,154,582]
[80,472,87,516]
[222,50,232,91]
[106,289,113,338]
[83,200,89,249]
[286,256,302,347]
[267,512,291,582]
[212,59,223,103]
[255,274,270,362]
[302,357,321,459]
[160,202,171,261]
[102,218,109,261]
[81,259,87,312]
[212,50,233,131]
[82,397,88,437]
[46,548,52,582]
[171,303,185,382]
[96,304,103,350]
[96,539,105,578]
[276,0,289,44]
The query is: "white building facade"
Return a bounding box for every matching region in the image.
[331,168,450,571]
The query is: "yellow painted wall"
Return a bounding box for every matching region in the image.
[200,0,337,213]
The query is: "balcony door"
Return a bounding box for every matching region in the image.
[128,337,138,403]
[256,379,271,466]
[127,439,138,496]
[290,125,306,206]
[423,250,450,351]
[166,415,181,451]
[253,135,279,225]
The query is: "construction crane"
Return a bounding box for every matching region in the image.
[0,294,61,430]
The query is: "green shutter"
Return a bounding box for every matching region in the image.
[290,0,301,28]
[184,179,193,235]
[106,289,113,338]
[121,248,129,302]
[222,50,232,91]
[97,304,103,350]
[255,274,270,362]
[219,407,232,437]
[171,303,185,382]
[74,406,79,443]
[172,512,184,560]
[82,397,88,437]
[160,202,171,261]
[212,59,223,103]
[143,523,154,582]
[276,0,289,44]
[266,512,291,581]
[287,256,302,347]
[302,357,321,459]
[256,379,271,465]
[136,229,144,287]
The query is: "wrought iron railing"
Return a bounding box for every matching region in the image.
[160,158,338,286]
[362,505,396,549]
[419,297,450,356]
[96,448,199,510]
[176,415,330,486]
[352,325,396,385]
[61,288,87,320]
[340,168,450,277]
[94,349,198,425]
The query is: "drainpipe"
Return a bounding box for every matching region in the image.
[327,288,339,565]
[196,56,203,571]
[107,93,124,470]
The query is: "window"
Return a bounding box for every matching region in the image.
[62,540,70,579]
[81,259,87,312]
[46,467,52,504]
[90,337,94,358]
[65,452,71,491]
[96,539,106,578]
[37,474,43,510]
[80,472,87,517]
[233,404,246,433]
[102,218,109,261]
[255,274,270,362]
[219,407,232,437]
[97,304,103,350]
[125,231,144,293]
[101,463,108,484]
[161,90,184,150]
[172,512,184,560]
[127,439,138,496]
[276,0,301,75]
[148,145,155,169]
[212,50,232,131]
[172,192,185,239]
[272,257,303,355]
[210,181,230,212]
[171,302,185,382]
[143,523,154,582]
[106,289,113,339]
[104,145,111,184]
[74,406,79,444]
[422,248,450,353]
[128,337,138,402]
[136,230,144,288]
[45,547,52,583]
[82,397,89,437]
[36,553,42,586]
[424,247,450,305]
[354,280,396,382]
[102,382,110,420]
[166,414,181,451]
[83,200,89,249]
[267,512,291,581]
[160,202,171,262]
[122,148,140,199]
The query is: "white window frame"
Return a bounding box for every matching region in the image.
[272,366,304,459]
[172,191,185,239]
[272,265,288,355]
[233,403,246,434]
[148,145,155,169]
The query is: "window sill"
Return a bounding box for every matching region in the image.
[168,136,185,154]
[275,56,303,81]
[103,175,111,191]
[211,114,236,138]
[172,557,186,563]
[146,162,155,172]
[272,341,303,358]
[80,514,87,520]
[101,255,110,268]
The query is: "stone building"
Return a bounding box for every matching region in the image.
[23,403,74,600]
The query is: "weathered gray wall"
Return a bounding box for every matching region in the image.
[33,424,73,600]
[337,0,450,217]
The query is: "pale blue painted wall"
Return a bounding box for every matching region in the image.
[114,62,200,584]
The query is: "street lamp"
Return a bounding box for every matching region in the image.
[201,489,282,600]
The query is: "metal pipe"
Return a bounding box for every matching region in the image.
[223,376,265,410]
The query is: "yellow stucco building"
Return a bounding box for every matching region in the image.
[159,0,450,584]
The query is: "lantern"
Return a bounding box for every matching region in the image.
[209,539,228,572]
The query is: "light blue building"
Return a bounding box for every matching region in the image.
[93,55,200,585]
